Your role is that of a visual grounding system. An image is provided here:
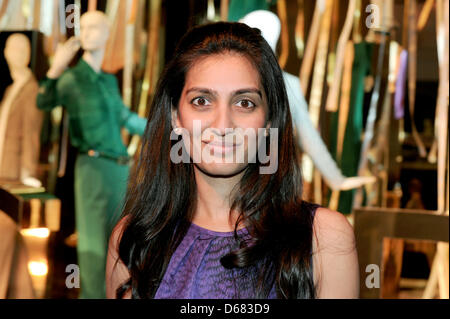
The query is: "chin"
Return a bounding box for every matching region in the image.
[81,44,102,52]
[194,162,247,178]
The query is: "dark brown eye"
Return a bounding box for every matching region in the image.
[192,97,211,106]
[236,99,255,108]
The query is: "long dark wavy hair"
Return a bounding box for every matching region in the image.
[116,22,317,299]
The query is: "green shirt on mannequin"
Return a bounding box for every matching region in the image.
[37,59,146,157]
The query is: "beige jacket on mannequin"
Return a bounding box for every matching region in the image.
[0,75,42,181]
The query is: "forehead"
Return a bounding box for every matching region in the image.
[184,53,261,90]
[80,14,108,28]
[6,35,29,50]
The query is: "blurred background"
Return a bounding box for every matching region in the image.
[0,0,448,299]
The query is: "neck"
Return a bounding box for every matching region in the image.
[193,166,245,231]
[82,48,105,73]
[9,66,31,83]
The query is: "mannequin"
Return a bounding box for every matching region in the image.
[0,33,43,188]
[240,10,375,191]
[37,11,147,299]
[0,33,37,300]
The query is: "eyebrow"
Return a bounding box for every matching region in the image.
[185,87,263,99]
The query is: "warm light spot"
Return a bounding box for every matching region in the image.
[28,261,48,276]
[20,228,50,238]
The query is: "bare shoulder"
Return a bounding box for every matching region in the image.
[312,207,356,252]
[311,207,359,298]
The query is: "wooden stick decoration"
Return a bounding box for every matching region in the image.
[382,39,399,206]
[32,0,41,30]
[328,40,354,211]
[220,0,229,21]
[0,0,9,23]
[418,0,435,31]
[300,0,326,94]
[325,0,356,112]
[295,0,305,59]
[352,0,362,43]
[120,0,139,147]
[428,0,443,164]
[307,0,333,204]
[123,0,138,108]
[326,0,339,86]
[277,0,289,70]
[435,0,449,213]
[128,0,162,156]
[308,0,333,129]
[446,145,449,213]
[131,0,148,113]
[325,1,340,87]
[336,41,355,167]
[408,0,428,158]
[102,0,125,74]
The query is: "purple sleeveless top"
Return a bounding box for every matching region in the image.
[154,202,319,299]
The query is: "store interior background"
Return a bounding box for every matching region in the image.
[0,0,448,299]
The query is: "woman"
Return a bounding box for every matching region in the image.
[106,22,359,299]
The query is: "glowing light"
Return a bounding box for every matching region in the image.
[28,261,48,276]
[20,228,50,238]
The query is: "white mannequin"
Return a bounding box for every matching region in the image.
[47,11,110,79]
[0,33,42,188]
[241,10,375,191]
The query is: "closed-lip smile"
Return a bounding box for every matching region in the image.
[203,140,240,147]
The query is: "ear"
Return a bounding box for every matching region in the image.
[171,107,181,129]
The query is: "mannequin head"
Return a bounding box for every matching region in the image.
[4,33,31,72]
[80,11,110,52]
[240,10,280,53]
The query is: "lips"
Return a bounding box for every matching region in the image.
[203,141,239,147]
[202,140,242,154]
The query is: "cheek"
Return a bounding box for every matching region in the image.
[235,108,267,131]
[176,104,194,131]
[92,31,104,42]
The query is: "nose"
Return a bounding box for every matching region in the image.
[209,100,234,136]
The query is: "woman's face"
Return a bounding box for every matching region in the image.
[174,52,270,177]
